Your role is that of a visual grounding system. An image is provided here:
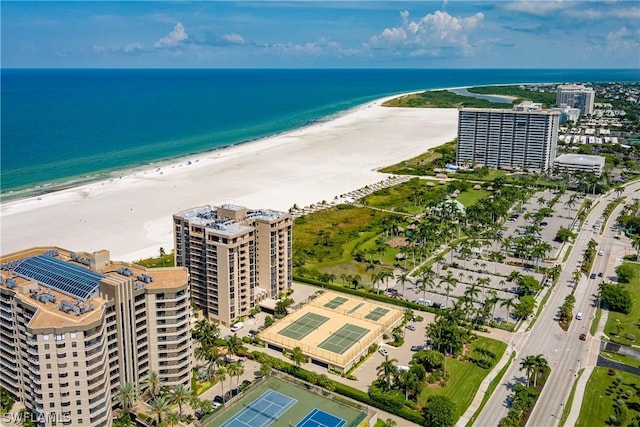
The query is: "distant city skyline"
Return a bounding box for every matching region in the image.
[2,1,639,69]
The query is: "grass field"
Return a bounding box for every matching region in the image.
[207,376,366,427]
[604,262,640,346]
[418,336,507,421]
[601,351,640,369]
[456,190,490,208]
[575,367,640,427]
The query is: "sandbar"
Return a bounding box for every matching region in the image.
[0,96,458,261]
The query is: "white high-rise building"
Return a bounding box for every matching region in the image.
[456,104,560,172]
[556,84,595,116]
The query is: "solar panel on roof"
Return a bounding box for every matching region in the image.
[12,255,103,301]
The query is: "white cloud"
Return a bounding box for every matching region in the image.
[123,42,144,53]
[221,33,245,45]
[92,42,144,55]
[367,10,484,56]
[500,1,569,16]
[155,22,188,48]
[563,6,640,20]
[607,26,639,52]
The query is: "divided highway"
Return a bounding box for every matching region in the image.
[473,182,639,427]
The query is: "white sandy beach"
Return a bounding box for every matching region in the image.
[0,98,458,261]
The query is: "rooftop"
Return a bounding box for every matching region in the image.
[554,153,606,166]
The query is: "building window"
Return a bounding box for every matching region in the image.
[43,334,49,341]
[44,344,50,350]
[47,374,52,379]
[54,334,65,341]
[70,332,77,339]
[50,403,55,408]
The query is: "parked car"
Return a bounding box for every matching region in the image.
[410,345,425,351]
[211,401,222,409]
[213,395,224,404]
[405,324,416,331]
[195,409,205,420]
[379,348,388,356]
[579,333,587,341]
[248,329,258,337]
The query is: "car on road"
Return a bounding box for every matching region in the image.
[576,312,583,320]
[379,348,388,357]
[579,333,587,341]
[598,250,604,256]
[405,324,416,331]
[590,273,596,279]
[598,272,604,278]
[410,345,425,351]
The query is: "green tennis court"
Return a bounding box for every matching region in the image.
[324,296,348,309]
[364,307,389,321]
[318,324,370,354]
[278,313,329,340]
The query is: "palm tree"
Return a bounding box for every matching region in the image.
[194,344,221,379]
[164,411,180,427]
[234,363,245,388]
[376,355,398,391]
[440,271,458,308]
[216,368,227,402]
[141,371,163,400]
[169,384,192,418]
[227,363,239,395]
[259,361,273,378]
[520,355,538,387]
[291,346,307,370]
[500,298,516,321]
[477,277,491,303]
[532,354,549,386]
[379,270,394,292]
[395,271,412,297]
[226,334,244,360]
[114,381,138,415]
[147,396,171,426]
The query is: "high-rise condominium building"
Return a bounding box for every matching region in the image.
[556,84,595,116]
[173,204,292,326]
[456,104,560,172]
[0,247,192,426]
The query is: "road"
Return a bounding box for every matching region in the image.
[472,182,639,427]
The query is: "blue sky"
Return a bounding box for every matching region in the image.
[2,1,639,68]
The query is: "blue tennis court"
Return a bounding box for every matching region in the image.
[221,389,297,427]
[296,408,346,427]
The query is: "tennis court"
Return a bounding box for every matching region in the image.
[278,313,329,340]
[323,296,348,309]
[364,307,389,321]
[317,324,370,354]
[206,376,368,427]
[220,390,297,427]
[296,408,346,427]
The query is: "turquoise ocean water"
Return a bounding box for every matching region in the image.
[2,68,639,200]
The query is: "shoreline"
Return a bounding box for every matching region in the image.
[1,91,458,261]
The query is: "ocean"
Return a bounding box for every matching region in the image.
[2,68,639,200]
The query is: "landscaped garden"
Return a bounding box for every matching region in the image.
[576,367,640,427]
[603,262,639,346]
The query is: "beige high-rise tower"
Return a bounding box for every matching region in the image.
[173,204,292,326]
[0,247,192,426]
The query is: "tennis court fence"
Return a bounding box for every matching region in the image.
[199,372,375,427]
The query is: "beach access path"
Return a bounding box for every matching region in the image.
[1,100,457,261]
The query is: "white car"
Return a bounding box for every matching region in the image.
[379,348,388,357]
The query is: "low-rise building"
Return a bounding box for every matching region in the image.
[553,153,606,175]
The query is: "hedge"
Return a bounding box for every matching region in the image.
[252,351,424,424]
[294,275,440,314]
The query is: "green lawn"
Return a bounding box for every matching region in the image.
[600,351,640,369]
[418,337,507,422]
[576,367,640,427]
[455,190,490,208]
[604,262,640,346]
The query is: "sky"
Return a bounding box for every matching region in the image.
[1,1,639,68]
